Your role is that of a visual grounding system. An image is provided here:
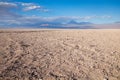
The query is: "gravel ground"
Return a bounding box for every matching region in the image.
[0,29,120,80]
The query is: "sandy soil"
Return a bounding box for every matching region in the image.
[0,29,120,80]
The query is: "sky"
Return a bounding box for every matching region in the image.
[0,0,120,28]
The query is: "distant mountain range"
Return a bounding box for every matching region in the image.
[1,20,120,29]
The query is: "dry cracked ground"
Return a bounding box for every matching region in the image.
[0,29,120,80]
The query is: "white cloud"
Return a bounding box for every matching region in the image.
[83,16,95,20]
[101,15,112,19]
[23,5,41,11]
[21,3,34,6]
[40,9,50,12]
[81,15,112,20]
[40,24,50,26]
[20,2,46,11]
[0,2,17,7]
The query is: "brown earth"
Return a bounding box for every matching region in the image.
[0,29,120,80]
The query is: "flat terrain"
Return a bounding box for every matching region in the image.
[0,29,120,80]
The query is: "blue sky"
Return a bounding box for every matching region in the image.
[0,0,120,28]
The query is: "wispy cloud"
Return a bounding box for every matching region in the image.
[20,2,44,11]
[0,1,49,14]
[0,2,17,7]
[23,5,41,11]
[21,3,33,6]
[82,15,112,20]
[0,1,50,20]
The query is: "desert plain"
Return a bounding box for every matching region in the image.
[0,29,120,80]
